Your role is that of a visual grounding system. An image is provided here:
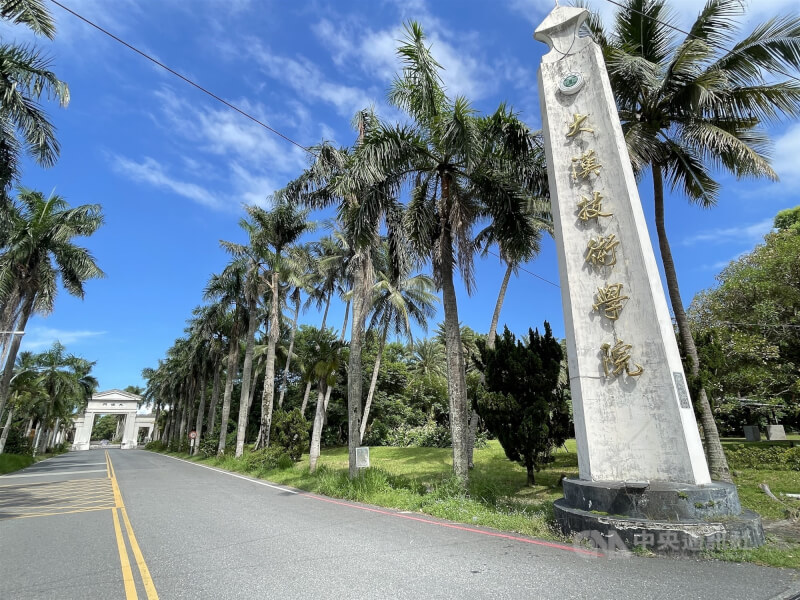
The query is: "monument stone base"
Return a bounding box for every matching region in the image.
[554,479,764,554]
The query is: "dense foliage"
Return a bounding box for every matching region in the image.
[690,208,800,433]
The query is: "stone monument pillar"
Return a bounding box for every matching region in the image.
[535,5,762,552]
[72,412,95,451]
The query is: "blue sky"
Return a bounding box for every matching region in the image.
[6,0,800,390]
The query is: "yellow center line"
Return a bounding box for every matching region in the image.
[112,505,138,599]
[106,451,159,600]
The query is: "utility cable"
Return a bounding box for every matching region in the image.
[714,321,800,329]
[484,249,561,288]
[48,0,314,155]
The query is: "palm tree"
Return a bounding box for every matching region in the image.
[356,22,546,485]
[33,342,93,453]
[360,247,437,443]
[277,244,313,408]
[291,231,352,417]
[248,199,313,450]
[204,265,246,455]
[354,23,548,484]
[187,303,227,452]
[0,189,104,432]
[1,0,56,37]
[410,339,447,379]
[294,108,411,477]
[584,0,800,481]
[220,214,270,458]
[476,198,552,349]
[0,0,68,193]
[0,349,41,453]
[306,327,344,473]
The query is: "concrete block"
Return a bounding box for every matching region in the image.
[767,425,787,441]
[743,426,761,442]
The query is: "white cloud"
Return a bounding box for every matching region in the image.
[112,87,312,211]
[248,43,378,118]
[312,11,535,105]
[772,123,800,184]
[509,0,800,39]
[20,327,106,352]
[682,218,774,246]
[111,155,222,209]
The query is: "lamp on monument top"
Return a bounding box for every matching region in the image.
[534,5,763,554]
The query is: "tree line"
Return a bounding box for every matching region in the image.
[1,1,799,487]
[143,2,800,487]
[0,1,103,455]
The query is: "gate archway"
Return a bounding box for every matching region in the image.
[72,389,154,451]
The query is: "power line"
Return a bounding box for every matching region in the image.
[602,0,800,90]
[48,0,314,155]
[484,249,561,288]
[715,321,800,329]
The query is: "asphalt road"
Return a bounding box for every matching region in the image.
[0,450,798,600]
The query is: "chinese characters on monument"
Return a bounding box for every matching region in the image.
[568,115,643,379]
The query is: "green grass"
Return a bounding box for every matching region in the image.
[0,453,34,474]
[157,438,800,569]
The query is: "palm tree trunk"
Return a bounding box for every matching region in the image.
[320,291,332,331]
[0,406,14,454]
[300,381,312,416]
[309,381,327,473]
[217,326,241,456]
[153,404,161,441]
[235,300,259,458]
[653,165,731,482]
[360,319,388,444]
[256,272,281,450]
[247,359,259,413]
[440,240,470,483]
[347,252,371,478]
[32,423,42,455]
[207,362,221,438]
[162,411,171,445]
[279,292,301,408]
[177,393,188,447]
[487,262,513,349]
[193,368,207,455]
[323,299,350,411]
[0,289,21,371]
[0,293,35,427]
[301,290,332,417]
[48,417,60,450]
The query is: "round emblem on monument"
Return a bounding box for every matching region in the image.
[559,72,585,95]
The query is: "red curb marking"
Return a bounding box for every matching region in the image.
[300,492,601,558]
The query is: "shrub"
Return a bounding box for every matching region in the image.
[242,447,293,473]
[2,424,32,455]
[362,419,390,446]
[52,441,69,454]
[725,444,800,471]
[197,436,219,458]
[385,418,451,448]
[270,409,309,462]
[144,440,167,451]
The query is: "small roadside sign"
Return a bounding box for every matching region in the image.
[189,430,197,439]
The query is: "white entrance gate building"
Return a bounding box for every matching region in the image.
[72,389,155,451]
